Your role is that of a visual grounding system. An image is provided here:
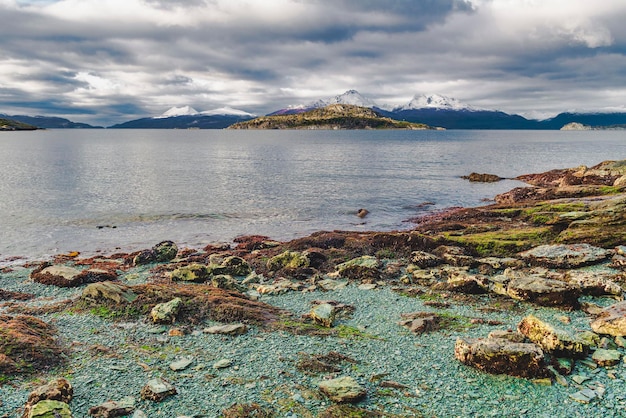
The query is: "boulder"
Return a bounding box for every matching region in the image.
[310,303,336,328]
[565,271,623,297]
[318,376,367,403]
[398,312,440,334]
[211,274,245,292]
[152,240,178,262]
[519,244,611,269]
[81,282,137,304]
[22,378,73,418]
[25,400,72,418]
[204,323,248,335]
[218,256,252,276]
[506,275,580,308]
[410,251,443,268]
[140,378,177,402]
[454,337,547,378]
[133,249,156,266]
[170,264,209,282]
[30,265,82,287]
[266,251,310,271]
[590,301,626,336]
[335,256,381,281]
[517,315,588,358]
[592,349,621,367]
[88,396,135,417]
[75,269,118,284]
[150,298,183,324]
[463,172,503,183]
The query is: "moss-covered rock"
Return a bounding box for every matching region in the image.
[266,251,310,271]
[517,315,588,358]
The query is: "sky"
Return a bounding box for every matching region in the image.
[1,0,626,126]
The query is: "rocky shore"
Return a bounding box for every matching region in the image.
[2,160,626,417]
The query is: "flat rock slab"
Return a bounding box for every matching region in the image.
[204,323,248,335]
[31,265,82,287]
[318,376,367,403]
[519,244,611,268]
[169,357,194,371]
[454,337,547,378]
[140,378,177,402]
[591,301,626,337]
[592,349,621,367]
[506,275,580,308]
[88,396,135,417]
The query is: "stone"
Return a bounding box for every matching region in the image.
[506,275,580,308]
[152,240,178,262]
[213,359,233,369]
[517,315,588,358]
[88,396,135,417]
[169,357,194,371]
[551,357,575,375]
[454,337,547,378]
[311,303,336,328]
[219,256,252,276]
[435,272,488,294]
[335,256,381,281]
[30,265,83,287]
[463,172,503,182]
[81,281,137,304]
[432,245,476,267]
[266,251,310,271]
[170,264,209,282]
[318,376,367,403]
[592,349,621,367]
[410,251,443,268]
[590,301,626,336]
[75,269,118,284]
[519,244,611,269]
[204,323,248,335]
[26,378,73,405]
[140,378,177,402]
[133,249,156,266]
[26,400,72,418]
[398,312,440,334]
[577,331,600,348]
[211,274,245,292]
[566,271,623,296]
[150,297,182,324]
[487,330,526,343]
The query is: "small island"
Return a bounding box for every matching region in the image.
[228,104,438,130]
[0,117,38,131]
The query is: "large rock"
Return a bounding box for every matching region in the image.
[517,315,588,358]
[590,301,626,336]
[30,265,82,287]
[318,376,367,403]
[150,298,183,324]
[519,244,611,269]
[216,256,252,276]
[454,337,547,378]
[266,251,310,271]
[170,263,210,283]
[81,282,137,304]
[506,275,580,308]
[565,271,623,297]
[25,400,72,418]
[310,303,336,328]
[152,240,178,262]
[22,379,73,418]
[140,378,177,402]
[410,251,443,268]
[335,256,381,281]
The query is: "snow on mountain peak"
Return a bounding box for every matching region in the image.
[155,105,199,118]
[395,94,474,111]
[309,90,378,109]
[200,106,256,117]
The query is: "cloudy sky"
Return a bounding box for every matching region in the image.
[1,0,626,125]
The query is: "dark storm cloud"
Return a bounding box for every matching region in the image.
[1,0,626,125]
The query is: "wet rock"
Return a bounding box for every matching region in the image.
[133,249,156,266]
[81,281,137,304]
[318,376,367,403]
[30,265,82,287]
[140,378,177,401]
[454,337,547,378]
[410,251,443,268]
[398,312,440,334]
[506,275,580,308]
[335,255,381,281]
[463,172,503,182]
[519,244,611,269]
[310,303,336,328]
[76,269,118,284]
[565,271,623,297]
[218,256,252,276]
[152,240,178,262]
[204,323,248,335]
[266,251,310,271]
[25,400,72,418]
[170,263,210,283]
[150,297,182,324]
[590,301,626,336]
[517,315,588,358]
[592,349,621,367]
[88,396,135,417]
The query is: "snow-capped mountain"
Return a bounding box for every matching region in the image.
[312,89,379,108]
[200,106,256,117]
[393,94,475,111]
[155,106,199,119]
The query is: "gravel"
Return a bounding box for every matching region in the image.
[1,265,626,417]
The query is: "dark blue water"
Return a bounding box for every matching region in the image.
[1,129,625,263]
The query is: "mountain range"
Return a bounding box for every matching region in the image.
[3,91,626,129]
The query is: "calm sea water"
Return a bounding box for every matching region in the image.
[1,129,625,263]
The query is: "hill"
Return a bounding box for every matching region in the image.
[228,104,436,130]
[3,114,101,129]
[0,117,38,131]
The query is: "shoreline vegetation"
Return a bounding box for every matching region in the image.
[3,160,626,416]
[0,117,38,131]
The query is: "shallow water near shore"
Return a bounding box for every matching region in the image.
[1,129,625,263]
